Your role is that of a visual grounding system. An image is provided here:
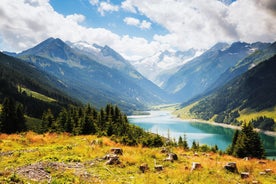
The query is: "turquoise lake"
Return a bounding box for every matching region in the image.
[128,111,276,159]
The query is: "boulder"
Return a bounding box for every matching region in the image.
[164,153,178,162]
[105,155,120,165]
[240,172,250,179]
[191,162,202,171]
[154,165,163,171]
[110,148,123,155]
[139,163,149,173]
[224,162,238,173]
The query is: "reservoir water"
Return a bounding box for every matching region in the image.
[128,111,276,159]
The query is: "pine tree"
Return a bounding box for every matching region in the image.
[232,122,265,159]
[183,134,189,150]
[1,97,17,133]
[41,109,55,132]
[226,129,239,155]
[15,104,26,132]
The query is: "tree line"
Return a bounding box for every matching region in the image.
[0,98,165,147]
[0,96,265,159]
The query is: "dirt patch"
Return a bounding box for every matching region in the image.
[16,162,51,182]
[16,161,91,182]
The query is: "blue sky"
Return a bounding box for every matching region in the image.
[49,0,168,41]
[0,0,275,60]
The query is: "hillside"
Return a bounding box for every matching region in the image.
[211,42,276,91]
[0,52,79,118]
[0,132,275,184]
[163,42,271,102]
[14,38,172,113]
[176,55,276,131]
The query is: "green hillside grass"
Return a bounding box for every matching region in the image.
[174,102,198,119]
[238,106,276,123]
[0,132,275,183]
[18,86,56,103]
[176,55,276,131]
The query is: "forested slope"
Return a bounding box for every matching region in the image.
[180,55,276,131]
[0,52,79,118]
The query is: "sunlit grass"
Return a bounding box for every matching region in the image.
[238,106,276,122]
[18,86,56,103]
[0,132,275,183]
[173,102,198,119]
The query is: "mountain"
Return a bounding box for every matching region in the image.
[178,54,276,127]
[68,41,132,71]
[131,49,198,86]
[0,52,79,118]
[211,42,276,90]
[163,42,271,102]
[15,38,171,113]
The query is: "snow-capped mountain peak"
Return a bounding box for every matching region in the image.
[132,48,200,86]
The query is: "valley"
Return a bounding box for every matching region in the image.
[1,1,276,183]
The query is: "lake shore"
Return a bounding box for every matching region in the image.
[131,109,276,137]
[175,116,276,137]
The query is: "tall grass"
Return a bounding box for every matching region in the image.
[0,132,275,183]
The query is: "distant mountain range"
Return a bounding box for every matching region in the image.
[162,41,272,102]
[179,54,276,126]
[6,38,172,113]
[2,37,276,121]
[132,48,199,86]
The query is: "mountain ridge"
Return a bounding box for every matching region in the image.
[176,54,276,130]
[13,38,172,113]
[163,41,271,102]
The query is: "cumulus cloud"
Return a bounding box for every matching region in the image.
[122,0,276,50]
[124,17,140,26]
[0,0,275,60]
[89,0,99,6]
[140,20,151,30]
[0,0,160,60]
[66,14,85,24]
[98,2,119,16]
[121,0,137,13]
[123,17,151,30]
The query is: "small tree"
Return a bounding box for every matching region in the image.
[0,97,26,133]
[178,134,189,150]
[231,122,265,159]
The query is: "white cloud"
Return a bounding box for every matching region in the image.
[122,0,276,50]
[123,17,151,30]
[0,0,159,60]
[0,0,275,61]
[121,0,136,13]
[98,2,119,16]
[89,0,99,6]
[140,20,151,30]
[66,14,85,24]
[124,17,140,26]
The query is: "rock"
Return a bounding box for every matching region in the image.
[110,148,123,155]
[105,156,120,165]
[191,162,202,171]
[160,147,169,153]
[139,163,149,173]
[224,162,238,173]
[240,172,249,179]
[164,153,178,162]
[264,169,272,174]
[258,161,266,164]
[154,165,163,171]
[103,154,117,160]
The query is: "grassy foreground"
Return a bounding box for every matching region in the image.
[0,132,275,184]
